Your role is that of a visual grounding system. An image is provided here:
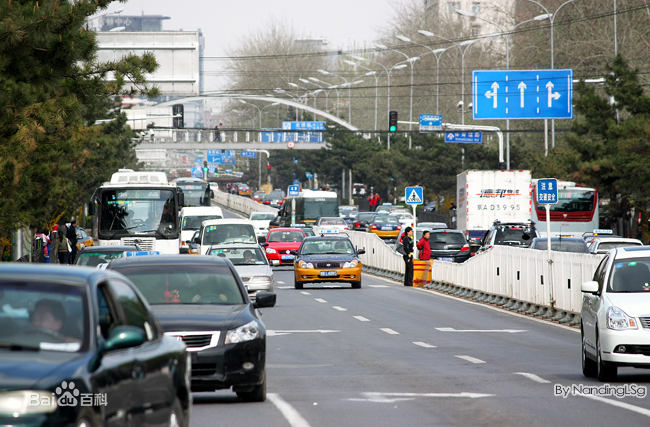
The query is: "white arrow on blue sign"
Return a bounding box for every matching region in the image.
[473,69,573,120]
[536,178,558,204]
[288,185,300,197]
[419,114,442,132]
[405,186,424,205]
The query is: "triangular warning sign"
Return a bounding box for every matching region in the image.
[407,189,422,203]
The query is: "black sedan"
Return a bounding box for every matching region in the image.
[429,229,471,263]
[108,255,276,402]
[352,212,375,231]
[0,264,190,427]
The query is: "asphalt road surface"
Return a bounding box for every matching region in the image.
[191,205,650,426]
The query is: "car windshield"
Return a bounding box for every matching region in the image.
[374,216,399,224]
[302,228,315,237]
[182,215,223,230]
[203,224,257,245]
[494,226,534,246]
[608,259,650,293]
[319,218,347,226]
[208,247,267,265]
[532,240,589,253]
[0,281,87,352]
[250,213,277,221]
[268,230,305,243]
[301,240,356,255]
[430,232,466,245]
[75,251,125,266]
[115,265,245,304]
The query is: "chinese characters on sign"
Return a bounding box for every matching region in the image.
[536,178,558,204]
[444,132,483,144]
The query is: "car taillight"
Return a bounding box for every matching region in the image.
[344,226,349,230]
[355,222,360,228]
[371,225,378,230]
[460,244,470,253]
[397,224,402,230]
[263,201,270,204]
[278,200,284,205]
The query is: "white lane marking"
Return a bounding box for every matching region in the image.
[577,393,650,418]
[267,330,340,337]
[268,393,312,427]
[368,285,389,288]
[380,328,399,335]
[407,286,579,333]
[413,342,437,348]
[333,306,347,311]
[436,327,526,333]
[455,355,486,364]
[277,286,293,289]
[353,316,370,322]
[347,392,494,403]
[315,298,327,303]
[277,281,286,284]
[514,372,550,384]
[300,292,311,295]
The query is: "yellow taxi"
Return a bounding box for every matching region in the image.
[293,235,365,289]
[367,214,401,239]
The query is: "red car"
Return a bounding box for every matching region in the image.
[264,228,306,266]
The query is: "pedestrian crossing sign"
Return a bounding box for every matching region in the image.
[405,187,424,205]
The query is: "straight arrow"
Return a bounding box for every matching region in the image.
[518,82,527,108]
[485,82,499,108]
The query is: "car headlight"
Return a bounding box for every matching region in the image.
[265,248,277,254]
[607,306,638,330]
[299,260,314,269]
[251,275,273,283]
[343,260,358,268]
[0,390,58,414]
[225,320,260,344]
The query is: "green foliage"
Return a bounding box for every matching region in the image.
[0,1,157,240]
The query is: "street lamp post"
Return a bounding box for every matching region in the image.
[239,100,262,128]
[317,70,358,124]
[274,89,301,120]
[309,77,336,113]
[345,59,380,131]
[350,55,390,129]
[526,0,577,150]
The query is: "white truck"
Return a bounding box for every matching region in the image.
[456,170,533,245]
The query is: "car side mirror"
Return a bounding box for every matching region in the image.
[87,202,96,216]
[193,236,200,244]
[253,292,277,308]
[289,250,298,255]
[260,242,269,247]
[210,191,215,198]
[178,193,185,206]
[581,281,599,294]
[258,236,267,244]
[357,249,366,255]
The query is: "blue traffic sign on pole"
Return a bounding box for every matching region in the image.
[288,185,300,197]
[536,178,558,204]
[419,114,442,132]
[445,132,483,143]
[405,187,423,205]
[240,150,257,158]
[305,172,313,179]
[472,69,573,120]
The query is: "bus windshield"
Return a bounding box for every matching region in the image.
[549,189,595,213]
[98,189,178,239]
[179,183,210,207]
[303,199,338,221]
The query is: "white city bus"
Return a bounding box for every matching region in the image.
[89,170,184,254]
[531,180,599,237]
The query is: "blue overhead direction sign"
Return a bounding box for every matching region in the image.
[405,187,424,205]
[445,132,483,143]
[472,69,573,120]
[282,121,326,131]
[288,185,300,197]
[240,150,257,158]
[207,149,222,164]
[419,114,442,132]
[536,178,558,204]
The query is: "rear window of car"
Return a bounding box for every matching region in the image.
[357,213,374,221]
[599,241,642,251]
[320,218,347,226]
[533,240,588,253]
[268,230,305,243]
[430,232,466,245]
[495,227,535,246]
[374,216,398,224]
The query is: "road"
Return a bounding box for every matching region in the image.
[190,206,650,426]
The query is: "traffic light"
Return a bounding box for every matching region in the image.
[267,163,271,170]
[389,111,398,132]
[202,161,208,173]
[172,104,184,129]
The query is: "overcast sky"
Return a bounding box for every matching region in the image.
[113,0,396,57]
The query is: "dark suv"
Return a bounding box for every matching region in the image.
[429,229,471,263]
[478,220,539,252]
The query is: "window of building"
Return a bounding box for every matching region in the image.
[470,25,481,37]
[447,1,461,15]
[472,2,481,14]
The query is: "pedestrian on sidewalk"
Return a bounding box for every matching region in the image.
[416,230,431,260]
[402,226,414,286]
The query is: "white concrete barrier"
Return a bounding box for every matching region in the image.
[213,191,278,217]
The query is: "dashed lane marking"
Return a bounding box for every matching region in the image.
[455,355,486,364]
[353,316,370,322]
[315,298,327,303]
[380,328,399,335]
[333,306,347,311]
[514,372,550,384]
[413,341,437,348]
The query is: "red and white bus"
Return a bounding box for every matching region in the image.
[531,180,598,237]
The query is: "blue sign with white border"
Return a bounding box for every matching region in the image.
[282,121,326,131]
[288,185,300,197]
[405,186,424,205]
[305,172,313,179]
[419,114,442,132]
[473,69,573,120]
[536,178,558,204]
[240,150,257,158]
[445,132,483,143]
[207,149,222,164]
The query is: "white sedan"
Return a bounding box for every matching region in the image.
[313,217,349,235]
[581,246,650,381]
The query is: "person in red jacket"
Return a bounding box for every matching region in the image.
[416,230,431,260]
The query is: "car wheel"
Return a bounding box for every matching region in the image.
[581,325,596,378]
[351,280,362,289]
[596,331,617,382]
[237,372,266,402]
[294,279,303,290]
